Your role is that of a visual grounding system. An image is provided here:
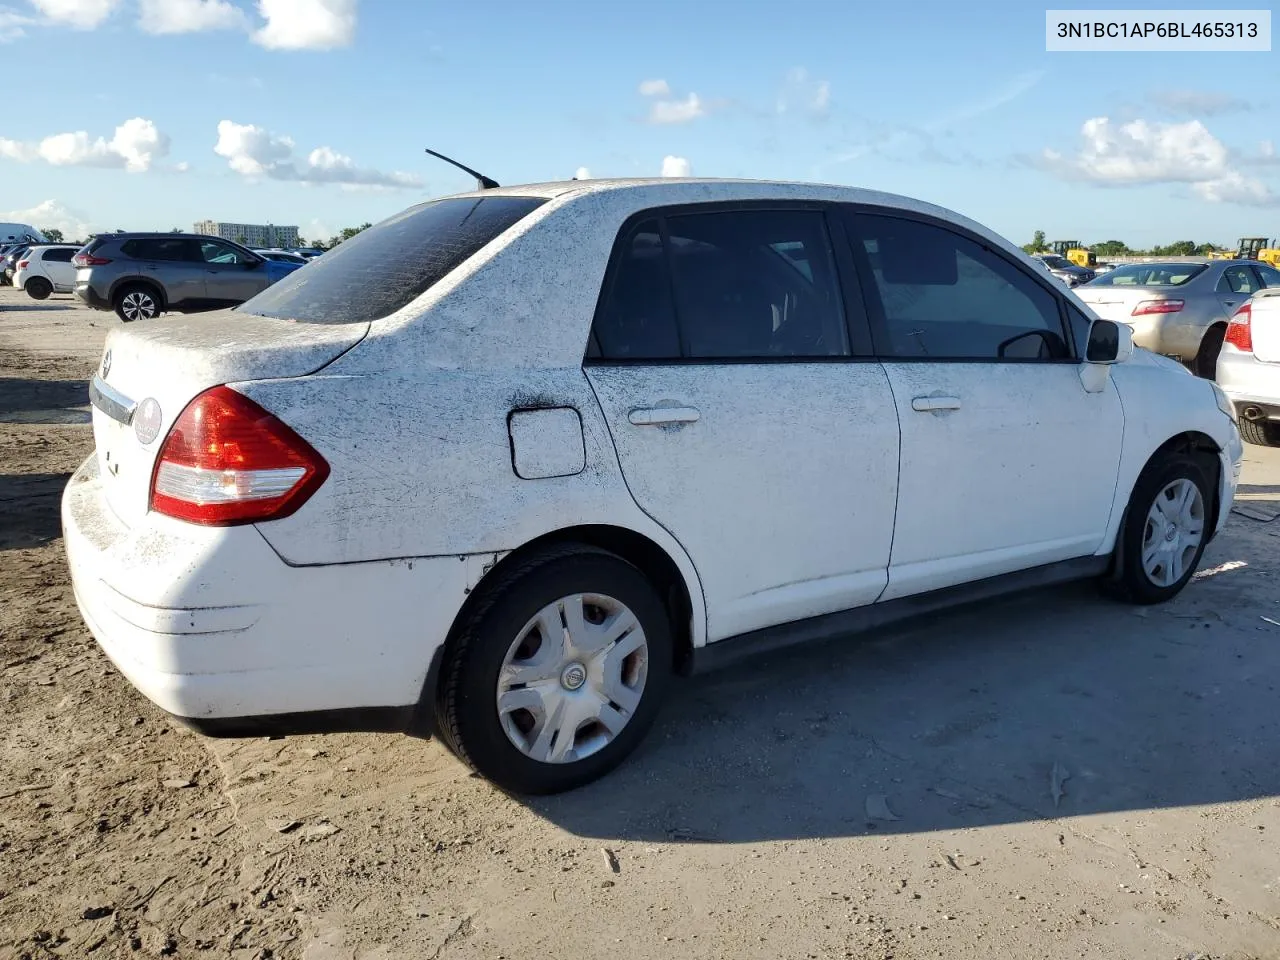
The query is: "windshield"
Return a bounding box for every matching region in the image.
[1086,263,1207,287]
[238,196,547,324]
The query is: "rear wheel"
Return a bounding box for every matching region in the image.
[23,276,51,300]
[1239,417,1280,447]
[1194,324,1226,379]
[1110,453,1212,604]
[114,284,160,322]
[435,545,673,795]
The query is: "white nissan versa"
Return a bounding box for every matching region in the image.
[63,179,1243,794]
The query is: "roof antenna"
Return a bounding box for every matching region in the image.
[424,148,500,190]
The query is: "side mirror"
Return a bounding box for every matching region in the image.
[1085,319,1133,364]
[246,258,264,269]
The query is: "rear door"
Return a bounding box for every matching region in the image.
[199,240,269,304]
[123,238,206,306]
[1217,264,1260,318]
[585,205,900,642]
[845,209,1124,599]
[40,247,77,289]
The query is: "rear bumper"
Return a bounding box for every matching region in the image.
[1217,344,1280,417]
[62,454,470,736]
[74,282,112,310]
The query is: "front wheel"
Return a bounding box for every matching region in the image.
[1111,454,1212,604]
[435,545,673,794]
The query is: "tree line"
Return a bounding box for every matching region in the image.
[1020,229,1227,257]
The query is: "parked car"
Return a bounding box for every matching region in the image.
[73,233,304,322]
[290,247,325,259]
[1075,259,1280,378]
[253,249,309,265]
[64,179,1242,794]
[1217,289,1280,446]
[1093,262,1118,275]
[1,243,33,285]
[1031,253,1096,286]
[12,244,81,299]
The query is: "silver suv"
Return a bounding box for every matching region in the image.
[73,233,301,322]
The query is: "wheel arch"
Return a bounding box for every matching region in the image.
[110,276,167,311]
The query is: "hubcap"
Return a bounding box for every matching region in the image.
[1142,477,1205,588]
[496,593,648,765]
[123,292,155,321]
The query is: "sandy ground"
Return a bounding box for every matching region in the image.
[2,285,1280,960]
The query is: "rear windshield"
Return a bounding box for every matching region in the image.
[237,196,548,324]
[1087,263,1206,287]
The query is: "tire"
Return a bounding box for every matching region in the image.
[1110,453,1213,605]
[1238,417,1280,447]
[1194,324,1226,380]
[435,544,673,795]
[24,277,51,300]
[114,284,161,322]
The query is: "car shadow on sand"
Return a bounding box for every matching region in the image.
[0,377,91,424]
[0,302,77,311]
[531,503,1280,843]
[0,472,72,551]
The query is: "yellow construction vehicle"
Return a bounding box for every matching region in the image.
[1258,240,1280,269]
[1208,237,1272,261]
[1050,241,1096,268]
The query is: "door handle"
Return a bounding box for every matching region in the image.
[1222,299,1236,307]
[628,406,701,426]
[911,395,961,412]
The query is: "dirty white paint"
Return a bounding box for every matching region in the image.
[63,178,1243,726]
[507,407,585,480]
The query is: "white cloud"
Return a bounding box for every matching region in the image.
[29,0,119,28]
[1,199,93,240]
[574,166,591,180]
[777,67,830,117]
[1148,89,1250,117]
[638,78,670,97]
[661,155,691,178]
[0,117,169,172]
[214,119,421,189]
[1193,171,1275,204]
[138,0,246,33]
[252,0,355,50]
[649,93,704,125]
[0,6,39,41]
[1041,117,1276,206]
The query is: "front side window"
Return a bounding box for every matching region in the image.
[852,214,1069,361]
[201,241,253,265]
[590,208,850,361]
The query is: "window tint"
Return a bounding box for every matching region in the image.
[122,238,200,262]
[1256,263,1280,287]
[42,248,75,262]
[239,196,547,324]
[853,214,1068,360]
[591,220,680,360]
[201,240,252,265]
[1218,265,1260,295]
[666,210,848,359]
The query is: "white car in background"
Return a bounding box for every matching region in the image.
[63,178,1242,794]
[1217,289,1280,446]
[13,244,80,299]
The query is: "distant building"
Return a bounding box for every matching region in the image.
[193,220,300,248]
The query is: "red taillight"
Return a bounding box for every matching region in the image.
[1132,299,1184,316]
[149,386,329,526]
[17,260,28,269]
[1225,302,1253,353]
[73,253,111,267]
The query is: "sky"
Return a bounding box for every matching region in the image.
[1,0,1278,247]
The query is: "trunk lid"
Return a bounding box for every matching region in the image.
[1251,290,1280,363]
[90,309,367,527]
[1073,286,1163,324]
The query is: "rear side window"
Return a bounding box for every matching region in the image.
[590,207,850,361]
[121,238,200,262]
[238,196,547,324]
[42,248,75,263]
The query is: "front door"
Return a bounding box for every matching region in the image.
[846,210,1124,600]
[585,207,900,642]
[199,240,269,304]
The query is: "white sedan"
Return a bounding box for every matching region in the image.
[64,179,1242,794]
